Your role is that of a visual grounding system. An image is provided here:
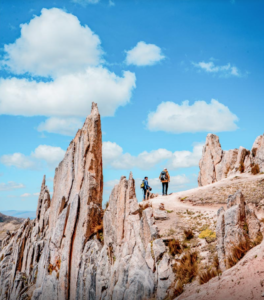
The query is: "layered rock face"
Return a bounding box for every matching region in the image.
[0,103,175,300]
[79,173,174,300]
[216,190,262,271]
[198,133,264,186]
[0,103,103,300]
[0,176,51,300]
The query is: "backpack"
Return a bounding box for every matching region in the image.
[140,180,145,189]
[160,171,168,181]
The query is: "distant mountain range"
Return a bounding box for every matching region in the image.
[1,210,35,220]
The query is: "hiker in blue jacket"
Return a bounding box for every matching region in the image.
[143,176,151,200]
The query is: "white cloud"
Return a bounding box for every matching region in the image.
[2,8,102,77]
[148,174,190,189]
[0,145,65,170]
[103,141,123,163]
[21,193,31,197]
[105,179,119,188]
[192,61,241,77]
[32,145,66,168]
[37,117,84,136]
[0,8,136,125]
[170,143,204,169]
[0,181,25,191]
[109,0,115,6]
[0,153,37,170]
[125,41,165,66]
[72,0,100,6]
[147,99,238,133]
[103,142,203,170]
[21,192,39,197]
[0,66,136,118]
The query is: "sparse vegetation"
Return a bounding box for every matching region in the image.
[166,210,173,213]
[164,228,176,236]
[93,224,104,242]
[138,202,152,219]
[168,239,182,256]
[48,264,55,274]
[199,229,216,243]
[253,232,263,246]
[169,280,183,298]
[225,165,231,177]
[90,209,104,243]
[180,197,187,202]
[251,164,260,175]
[186,209,195,215]
[184,228,194,240]
[168,251,198,298]
[239,162,245,173]
[172,251,198,284]
[198,267,218,284]
[0,254,4,262]
[48,258,61,275]
[226,238,251,268]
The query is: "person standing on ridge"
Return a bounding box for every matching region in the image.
[159,168,170,196]
[141,176,151,200]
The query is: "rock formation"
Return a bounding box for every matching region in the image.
[198,133,264,186]
[0,176,51,300]
[216,190,262,271]
[0,103,175,300]
[0,213,24,245]
[178,191,264,300]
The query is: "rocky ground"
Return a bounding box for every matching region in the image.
[0,213,24,242]
[139,172,264,299]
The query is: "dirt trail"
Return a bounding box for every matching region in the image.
[139,173,264,242]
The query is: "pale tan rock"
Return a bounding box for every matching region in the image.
[198,134,223,186]
[251,134,264,172]
[0,103,176,300]
[245,206,261,240]
[216,190,262,271]
[198,133,262,186]
[178,240,264,300]
[159,203,165,210]
[153,208,168,220]
[220,149,238,178]
[152,238,166,261]
[216,207,226,271]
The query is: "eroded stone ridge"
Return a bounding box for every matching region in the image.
[0,104,175,300]
[198,133,264,186]
[0,175,51,300]
[216,190,261,271]
[0,103,103,300]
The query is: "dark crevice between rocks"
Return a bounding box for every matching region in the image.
[62,205,71,248]
[68,197,80,300]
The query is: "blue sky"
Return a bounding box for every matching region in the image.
[0,0,263,211]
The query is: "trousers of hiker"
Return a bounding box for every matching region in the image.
[162,182,168,195]
[159,168,170,196]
